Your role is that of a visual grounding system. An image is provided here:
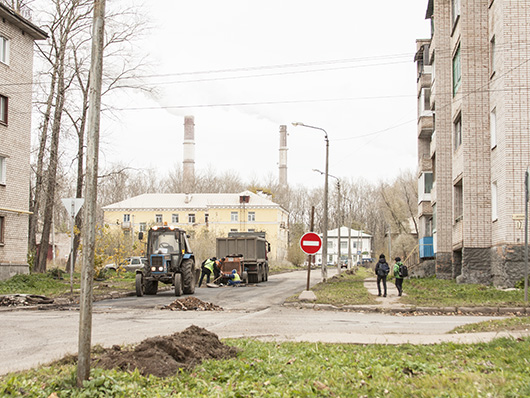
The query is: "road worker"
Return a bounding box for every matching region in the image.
[225,269,242,286]
[198,257,216,287]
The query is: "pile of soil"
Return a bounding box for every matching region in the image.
[161,297,223,311]
[0,294,54,307]
[94,325,238,378]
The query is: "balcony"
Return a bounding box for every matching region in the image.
[418,114,433,138]
[418,155,432,173]
[430,131,436,157]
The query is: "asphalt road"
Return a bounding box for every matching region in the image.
[0,269,524,375]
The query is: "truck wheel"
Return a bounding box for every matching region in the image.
[144,280,158,295]
[174,273,183,296]
[135,273,144,297]
[181,259,195,294]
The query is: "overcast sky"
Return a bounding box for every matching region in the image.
[101,0,431,189]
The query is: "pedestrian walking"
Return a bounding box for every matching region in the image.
[393,257,406,296]
[374,254,390,297]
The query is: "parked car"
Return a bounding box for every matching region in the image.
[104,257,147,272]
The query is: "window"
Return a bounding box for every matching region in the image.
[205,213,209,223]
[490,108,497,148]
[424,172,433,194]
[454,114,462,150]
[418,88,431,116]
[248,212,255,222]
[0,95,7,124]
[452,45,461,95]
[451,0,461,26]
[0,216,4,244]
[172,214,179,223]
[490,36,496,75]
[188,213,195,223]
[492,181,498,221]
[123,214,130,223]
[340,241,348,250]
[248,228,255,232]
[230,228,238,232]
[231,211,238,222]
[155,214,163,223]
[454,180,463,222]
[0,36,9,65]
[0,156,5,184]
[139,223,146,232]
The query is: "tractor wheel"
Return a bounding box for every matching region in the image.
[181,259,195,294]
[174,273,183,296]
[135,273,144,297]
[144,280,158,295]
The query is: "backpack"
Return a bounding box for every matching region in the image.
[378,262,390,276]
[399,263,408,278]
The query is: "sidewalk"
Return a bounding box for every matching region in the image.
[286,277,529,315]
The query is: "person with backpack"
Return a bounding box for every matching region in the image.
[393,257,407,296]
[374,254,390,297]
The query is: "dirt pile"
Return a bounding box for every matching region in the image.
[94,325,238,378]
[0,294,54,307]
[161,296,223,311]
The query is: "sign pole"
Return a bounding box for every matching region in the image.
[70,202,75,294]
[306,206,315,291]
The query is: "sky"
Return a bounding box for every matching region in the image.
[101,0,431,189]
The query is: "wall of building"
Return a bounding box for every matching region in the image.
[0,11,37,278]
[103,206,289,262]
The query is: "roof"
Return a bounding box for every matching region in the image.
[102,191,287,212]
[0,3,47,40]
[325,227,372,239]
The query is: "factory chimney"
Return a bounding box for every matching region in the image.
[183,116,195,192]
[279,125,288,186]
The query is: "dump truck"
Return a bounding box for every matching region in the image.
[135,225,199,297]
[216,232,270,283]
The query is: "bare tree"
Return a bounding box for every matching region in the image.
[29,0,150,272]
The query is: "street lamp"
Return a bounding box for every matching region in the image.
[292,122,329,281]
[314,169,341,275]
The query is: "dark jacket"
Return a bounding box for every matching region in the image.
[375,260,390,277]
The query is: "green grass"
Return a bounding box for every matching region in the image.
[2,337,530,397]
[286,266,378,306]
[0,271,137,299]
[399,277,527,307]
[450,316,530,334]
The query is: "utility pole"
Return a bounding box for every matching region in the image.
[336,180,341,274]
[524,168,529,303]
[77,0,106,386]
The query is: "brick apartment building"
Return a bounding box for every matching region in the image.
[416,0,530,287]
[0,3,47,280]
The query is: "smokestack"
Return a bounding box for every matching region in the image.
[183,116,195,192]
[279,125,288,186]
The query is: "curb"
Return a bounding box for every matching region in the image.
[282,301,528,315]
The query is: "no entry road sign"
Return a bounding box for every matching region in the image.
[300,232,322,255]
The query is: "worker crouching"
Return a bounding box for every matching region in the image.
[224,269,242,286]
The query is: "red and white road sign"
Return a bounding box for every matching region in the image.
[300,232,322,255]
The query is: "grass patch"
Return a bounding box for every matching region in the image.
[286,266,378,305]
[2,337,530,397]
[0,271,137,299]
[450,316,530,334]
[399,277,527,307]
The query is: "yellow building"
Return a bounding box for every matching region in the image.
[102,191,289,262]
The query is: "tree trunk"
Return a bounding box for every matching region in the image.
[35,42,67,273]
